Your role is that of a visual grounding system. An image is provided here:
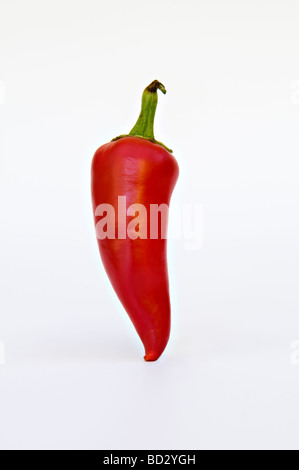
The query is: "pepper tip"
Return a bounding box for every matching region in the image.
[144,351,161,362]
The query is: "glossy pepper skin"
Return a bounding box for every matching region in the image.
[91,81,179,361]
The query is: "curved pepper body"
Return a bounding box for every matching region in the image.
[91,137,179,361]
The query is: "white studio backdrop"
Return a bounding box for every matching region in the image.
[0,0,299,450]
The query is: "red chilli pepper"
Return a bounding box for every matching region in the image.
[91,80,179,361]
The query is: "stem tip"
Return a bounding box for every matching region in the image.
[146,80,166,95]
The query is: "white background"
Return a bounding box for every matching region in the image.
[0,0,299,450]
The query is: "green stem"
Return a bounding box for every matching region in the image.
[129,80,166,140]
[111,80,172,153]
